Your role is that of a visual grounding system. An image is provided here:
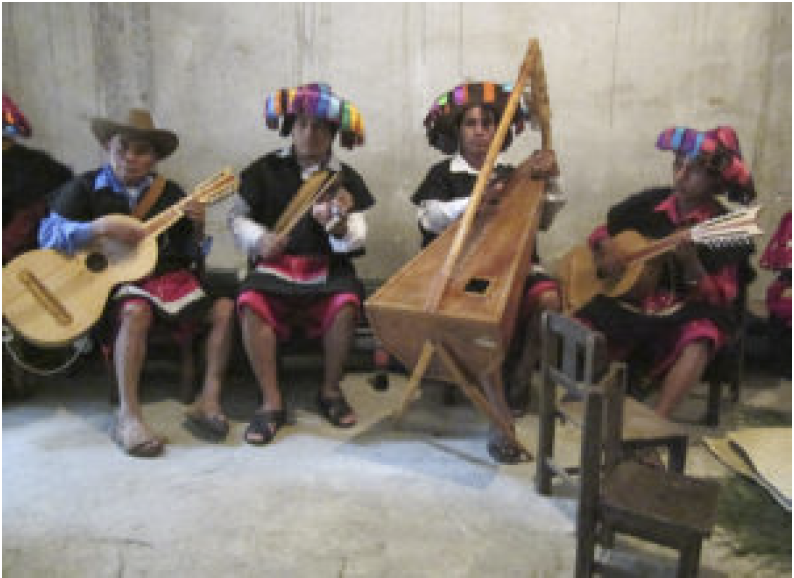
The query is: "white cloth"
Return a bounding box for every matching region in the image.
[417,153,506,234]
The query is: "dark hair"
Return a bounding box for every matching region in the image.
[280,114,339,140]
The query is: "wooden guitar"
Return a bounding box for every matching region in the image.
[2,168,238,348]
[558,205,763,312]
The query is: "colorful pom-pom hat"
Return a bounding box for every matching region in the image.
[423,81,531,155]
[264,83,364,150]
[656,125,756,205]
[3,94,32,138]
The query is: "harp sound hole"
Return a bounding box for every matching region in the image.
[465,277,490,295]
[86,252,108,272]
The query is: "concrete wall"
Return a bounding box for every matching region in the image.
[3,3,791,299]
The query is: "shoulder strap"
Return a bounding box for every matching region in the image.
[131,176,167,220]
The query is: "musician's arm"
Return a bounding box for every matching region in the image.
[418,198,469,234]
[37,212,95,255]
[328,212,367,254]
[227,194,268,260]
[680,244,738,306]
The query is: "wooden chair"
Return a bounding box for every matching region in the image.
[536,312,689,497]
[575,365,720,577]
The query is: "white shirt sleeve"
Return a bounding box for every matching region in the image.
[227,194,267,260]
[417,197,470,234]
[328,211,367,253]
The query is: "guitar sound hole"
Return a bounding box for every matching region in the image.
[465,277,490,295]
[86,252,108,272]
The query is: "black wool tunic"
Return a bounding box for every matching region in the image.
[575,187,755,354]
[238,151,375,298]
[48,170,198,276]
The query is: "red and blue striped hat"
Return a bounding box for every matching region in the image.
[3,95,32,138]
[423,81,531,154]
[264,83,364,149]
[656,126,755,204]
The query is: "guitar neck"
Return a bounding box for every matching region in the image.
[623,228,691,265]
[139,169,237,239]
[143,197,190,239]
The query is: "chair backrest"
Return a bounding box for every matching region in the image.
[540,311,629,473]
[540,311,608,397]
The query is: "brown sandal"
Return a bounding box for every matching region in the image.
[111,418,164,458]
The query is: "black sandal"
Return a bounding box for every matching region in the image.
[244,409,286,446]
[487,433,531,464]
[317,392,357,428]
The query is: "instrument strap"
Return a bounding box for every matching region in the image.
[132,176,167,220]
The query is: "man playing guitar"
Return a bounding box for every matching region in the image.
[38,109,236,457]
[574,126,756,419]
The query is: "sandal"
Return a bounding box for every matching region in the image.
[317,392,357,428]
[185,408,230,442]
[487,433,531,464]
[244,409,286,446]
[111,417,164,458]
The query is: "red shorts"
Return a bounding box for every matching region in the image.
[237,291,360,342]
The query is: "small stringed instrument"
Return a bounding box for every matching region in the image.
[3,168,238,347]
[273,170,342,236]
[557,205,763,312]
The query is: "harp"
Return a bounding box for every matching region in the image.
[365,39,558,457]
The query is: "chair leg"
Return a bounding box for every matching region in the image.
[575,530,597,578]
[705,380,721,427]
[677,538,702,578]
[536,377,556,495]
[668,438,688,474]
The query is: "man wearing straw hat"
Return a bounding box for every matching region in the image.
[228,83,375,446]
[38,108,236,457]
[411,81,562,463]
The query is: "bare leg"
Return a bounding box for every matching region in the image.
[319,303,357,426]
[506,289,561,414]
[113,302,162,455]
[655,340,711,418]
[191,298,235,420]
[482,370,529,463]
[178,340,197,403]
[240,306,282,443]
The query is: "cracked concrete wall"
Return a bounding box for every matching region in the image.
[3,3,791,299]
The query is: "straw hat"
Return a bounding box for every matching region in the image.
[90,108,178,159]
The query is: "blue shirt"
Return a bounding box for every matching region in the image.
[38,165,154,254]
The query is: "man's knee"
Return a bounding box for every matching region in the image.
[538,289,561,312]
[240,306,277,342]
[119,301,153,334]
[329,303,358,332]
[211,297,236,328]
[684,338,712,360]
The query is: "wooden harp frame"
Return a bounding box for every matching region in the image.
[365,39,555,460]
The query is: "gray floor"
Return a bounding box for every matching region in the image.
[3,355,790,577]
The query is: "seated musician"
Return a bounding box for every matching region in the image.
[411,82,562,463]
[38,109,236,457]
[575,126,756,418]
[228,83,375,446]
[759,210,791,377]
[3,95,74,400]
